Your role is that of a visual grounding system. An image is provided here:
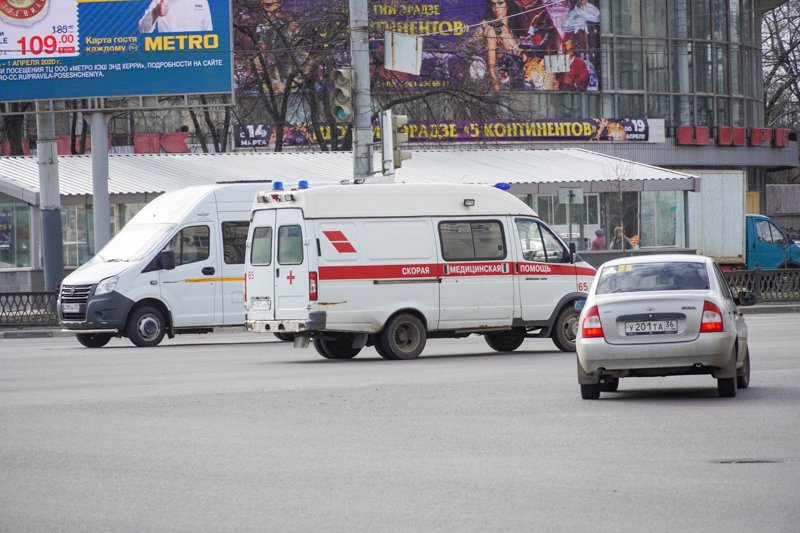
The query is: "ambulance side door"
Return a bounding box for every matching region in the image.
[514,217,578,322]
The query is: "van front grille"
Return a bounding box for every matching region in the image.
[60,284,92,320]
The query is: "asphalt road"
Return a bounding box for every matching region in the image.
[1,314,799,532]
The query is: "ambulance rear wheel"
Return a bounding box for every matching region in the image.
[370,335,396,360]
[314,335,360,359]
[485,331,525,352]
[552,305,579,353]
[380,313,426,360]
[126,306,166,347]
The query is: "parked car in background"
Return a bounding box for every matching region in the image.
[576,254,754,399]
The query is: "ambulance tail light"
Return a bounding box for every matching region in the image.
[309,271,318,301]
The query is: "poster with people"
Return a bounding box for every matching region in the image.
[235,0,601,95]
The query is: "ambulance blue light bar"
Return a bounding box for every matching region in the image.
[494,182,511,191]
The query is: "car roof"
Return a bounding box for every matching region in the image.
[601,254,711,268]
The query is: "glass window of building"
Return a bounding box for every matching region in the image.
[694,43,713,94]
[616,39,643,90]
[669,0,691,38]
[645,40,669,92]
[552,94,583,118]
[730,45,742,96]
[0,193,32,268]
[713,0,728,41]
[643,0,666,36]
[647,95,670,119]
[692,0,712,40]
[672,41,693,93]
[697,96,714,126]
[715,44,729,94]
[730,0,741,41]
[617,94,644,117]
[673,95,694,125]
[611,0,641,35]
[600,38,614,90]
[731,98,744,125]
[717,97,730,125]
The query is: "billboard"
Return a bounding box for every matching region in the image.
[241,0,600,94]
[0,0,232,102]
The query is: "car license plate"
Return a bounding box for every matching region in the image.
[625,320,678,335]
[250,298,271,311]
[62,303,80,313]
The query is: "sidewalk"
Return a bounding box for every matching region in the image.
[2,302,797,339]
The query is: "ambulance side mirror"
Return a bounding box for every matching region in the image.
[568,242,576,264]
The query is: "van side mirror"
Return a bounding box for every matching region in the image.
[735,291,755,307]
[158,250,176,270]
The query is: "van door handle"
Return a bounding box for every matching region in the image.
[202,267,215,276]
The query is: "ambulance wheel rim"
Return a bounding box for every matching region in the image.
[382,313,426,360]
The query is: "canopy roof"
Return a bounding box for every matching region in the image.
[0,148,699,206]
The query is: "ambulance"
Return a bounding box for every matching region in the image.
[244,182,596,360]
[59,182,268,347]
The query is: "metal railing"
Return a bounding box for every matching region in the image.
[723,268,800,302]
[0,292,58,327]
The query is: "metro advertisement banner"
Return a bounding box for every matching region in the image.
[0,0,232,102]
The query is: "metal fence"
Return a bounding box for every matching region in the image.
[0,293,58,327]
[723,268,800,302]
[0,270,797,328]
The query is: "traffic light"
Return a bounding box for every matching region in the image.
[391,114,411,168]
[331,68,353,123]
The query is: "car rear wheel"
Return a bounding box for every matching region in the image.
[76,333,112,348]
[313,335,360,359]
[737,348,751,389]
[380,313,426,360]
[552,305,580,352]
[581,383,601,400]
[484,331,525,352]
[126,306,166,347]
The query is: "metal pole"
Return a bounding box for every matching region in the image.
[35,101,64,292]
[90,110,111,252]
[349,0,372,179]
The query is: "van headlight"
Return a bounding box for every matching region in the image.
[95,276,119,295]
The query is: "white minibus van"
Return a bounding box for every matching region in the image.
[59,182,267,347]
[244,182,596,359]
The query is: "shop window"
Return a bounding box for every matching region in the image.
[62,205,94,267]
[0,193,32,268]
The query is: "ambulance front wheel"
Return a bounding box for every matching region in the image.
[380,313,426,360]
[126,306,166,347]
[552,305,579,353]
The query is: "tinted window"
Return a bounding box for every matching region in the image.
[278,225,303,264]
[222,221,249,265]
[250,227,272,266]
[165,225,209,266]
[439,221,505,261]
[596,261,709,294]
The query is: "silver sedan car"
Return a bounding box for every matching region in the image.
[576,254,753,399]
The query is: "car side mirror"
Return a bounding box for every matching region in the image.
[735,291,755,306]
[158,250,176,270]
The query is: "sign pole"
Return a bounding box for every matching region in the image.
[90,104,111,252]
[349,0,372,179]
[35,102,64,292]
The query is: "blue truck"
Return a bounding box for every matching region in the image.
[741,214,800,270]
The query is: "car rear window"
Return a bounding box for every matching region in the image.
[596,261,709,294]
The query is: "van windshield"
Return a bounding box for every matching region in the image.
[93,223,176,262]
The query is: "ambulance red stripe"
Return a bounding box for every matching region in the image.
[318,262,595,281]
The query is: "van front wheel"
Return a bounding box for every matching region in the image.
[76,333,112,348]
[552,305,580,352]
[380,313,426,360]
[126,306,166,347]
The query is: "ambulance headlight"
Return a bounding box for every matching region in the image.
[95,276,119,295]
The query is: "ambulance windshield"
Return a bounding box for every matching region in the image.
[92,223,176,263]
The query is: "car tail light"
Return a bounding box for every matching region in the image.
[581,305,604,338]
[700,300,724,333]
[309,271,318,301]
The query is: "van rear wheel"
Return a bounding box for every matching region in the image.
[126,306,166,347]
[485,331,525,352]
[380,313,426,360]
[552,305,580,352]
[313,335,360,359]
[76,333,112,348]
